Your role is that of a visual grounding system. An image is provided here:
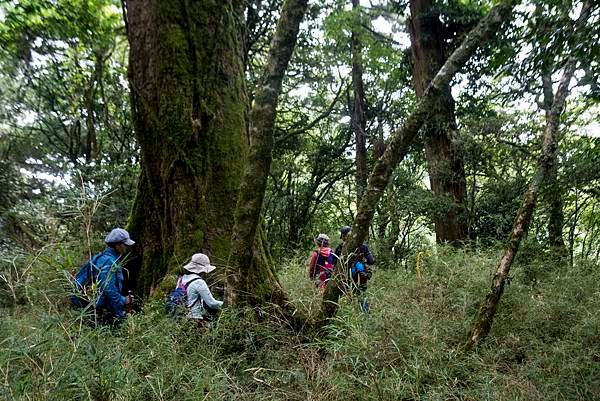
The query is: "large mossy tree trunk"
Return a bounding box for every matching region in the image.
[464,1,592,351]
[320,2,515,323]
[408,0,468,245]
[126,0,254,294]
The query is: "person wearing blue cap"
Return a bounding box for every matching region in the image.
[71,227,135,325]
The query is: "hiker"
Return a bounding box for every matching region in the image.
[176,253,223,327]
[71,228,134,325]
[307,234,335,289]
[334,225,375,313]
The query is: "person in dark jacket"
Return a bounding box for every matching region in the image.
[334,226,375,266]
[71,228,134,324]
[334,225,374,313]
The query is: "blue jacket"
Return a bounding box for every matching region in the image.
[73,248,127,317]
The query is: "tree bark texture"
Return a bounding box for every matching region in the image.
[546,159,566,252]
[542,71,566,254]
[227,0,308,307]
[350,0,368,203]
[464,1,592,350]
[320,1,516,323]
[408,0,468,245]
[126,0,250,293]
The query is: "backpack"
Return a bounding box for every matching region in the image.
[351,261,365,277]
[316,252,335,280]
[70,253,103,308]
[165,277,201,316]
[351,260,372,284]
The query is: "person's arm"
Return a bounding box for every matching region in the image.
[195,280,223,309]
[362,244,375,265]
[333,244,342,265]
[308,251,317,278]
[97,260,127,315]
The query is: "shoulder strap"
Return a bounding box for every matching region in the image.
[183,276,202,290]
[183,276,204,307]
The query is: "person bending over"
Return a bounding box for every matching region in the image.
[71,228,135,325]
[179,253,223,328]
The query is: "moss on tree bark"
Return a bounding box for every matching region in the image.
[126,0,256,294]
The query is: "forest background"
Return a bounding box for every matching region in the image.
[0,0,599,400]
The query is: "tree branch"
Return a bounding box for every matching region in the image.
[319,0,518,324]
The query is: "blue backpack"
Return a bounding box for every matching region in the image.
[351,260,371,284]
[70,253,103,308]
[165,277,201,316]
[351,261,365,277]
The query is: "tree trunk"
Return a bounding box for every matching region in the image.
[546,162,566,253]
[319,2,515,323]
[84,52,102,163]
[541,71,567,255]
[350,0,368,202]
[126,0,250,294]
[464,1,591,350]
[408,0,468,245]
[227,0,308,307]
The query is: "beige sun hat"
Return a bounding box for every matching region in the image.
[183,253,217,274]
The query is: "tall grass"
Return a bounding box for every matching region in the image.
[1,244,599,400]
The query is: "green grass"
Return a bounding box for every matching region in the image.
[1,244,599,400]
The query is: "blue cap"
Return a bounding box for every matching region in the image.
[104,228,135,246]
[340,226,351,235]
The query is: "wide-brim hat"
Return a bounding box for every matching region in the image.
[183,253,217,274]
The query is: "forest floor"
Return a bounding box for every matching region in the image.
[1,244,599,401]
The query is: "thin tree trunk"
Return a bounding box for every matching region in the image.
[468,166,477,239]
[350,0,368,202]
[84,53,102,163]
[546,162,566,253]
[582,203,597,260]
[567,192,591,269]
[464,1,591,351]
[319,1,516,323]
[227,0,308,307]
[408,0,468,245]
[541,72,567,255]
[568,190,577,268]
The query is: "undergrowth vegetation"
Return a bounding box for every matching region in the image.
[1,245,599,400]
